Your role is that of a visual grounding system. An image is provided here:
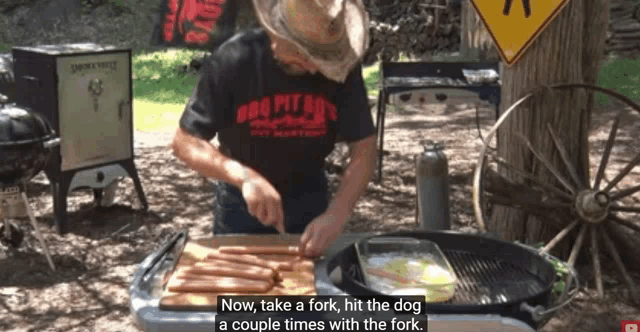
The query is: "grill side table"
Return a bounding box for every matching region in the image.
[375,61,501,182]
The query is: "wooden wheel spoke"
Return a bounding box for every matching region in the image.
[601,227,638,297]
[593,115,620,190]
[602,151,640,193]
[609,214,640,233]
[515,133,577,194]
[546,123,585,189]
[567,224,589,267]
[541,219,579,253]
[590,225,604,297]
[610,205,640,213]
[561,224,589,302]
[492,157,574,202]
[611,185,640,201]
[487,192,570,210]
[485,194,566,230]
[484,169,572,208]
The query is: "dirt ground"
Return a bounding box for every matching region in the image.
[1,99,639,331]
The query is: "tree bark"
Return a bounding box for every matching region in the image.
[459,0,500,61]
[488,0,610,258]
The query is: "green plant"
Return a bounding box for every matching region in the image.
[108,0,125,7]
[513,240,569,295]
[550,258,570,296]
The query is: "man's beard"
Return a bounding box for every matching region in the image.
[276,60,307,76]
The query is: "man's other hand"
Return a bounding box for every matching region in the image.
[241,173,285,233]
[299,212,346,257]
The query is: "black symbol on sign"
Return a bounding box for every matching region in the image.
[503,0,531,18]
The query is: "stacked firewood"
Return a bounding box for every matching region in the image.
[362,0,461,65]
[606,0,640,56]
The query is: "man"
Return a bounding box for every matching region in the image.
[171,0,376,257]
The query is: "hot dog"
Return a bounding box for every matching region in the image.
[218,245,300,256]
[196,259,284,282]
[205,251,294,271]
[186,261,276,281]
[173,268,275,284]
[195,259,258,271]
[167,276,273,293]
[365,267,413,284]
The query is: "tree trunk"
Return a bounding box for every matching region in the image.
[488,0,611,258]
[459,0,500,61]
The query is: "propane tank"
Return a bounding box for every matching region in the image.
[415,140,450,231]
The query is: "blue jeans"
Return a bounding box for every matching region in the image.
[212,179,329,234]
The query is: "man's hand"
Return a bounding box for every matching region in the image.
[241,172,285,233]
[171,128,285,232]
[299,135,376,257]
[299,212,347,257]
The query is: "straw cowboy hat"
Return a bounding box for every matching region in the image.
[251,0,370,83]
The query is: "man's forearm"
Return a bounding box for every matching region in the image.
[172,129,254,189]
[326,136,377,222]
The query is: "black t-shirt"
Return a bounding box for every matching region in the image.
[179,27,375,196]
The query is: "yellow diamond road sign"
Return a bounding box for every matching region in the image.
[470,0,571,66]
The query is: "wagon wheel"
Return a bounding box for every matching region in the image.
[473,83,640,300]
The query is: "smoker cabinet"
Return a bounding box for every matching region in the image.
[12,43,148,234]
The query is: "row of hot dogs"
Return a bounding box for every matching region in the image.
[167,245,304,294]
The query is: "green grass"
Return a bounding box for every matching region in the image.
[131,49,209,131]
[0,43,10,52]
[132,49,204,104]
[596,55,640,104]
[363,62,381,98]
[133,100,184,132]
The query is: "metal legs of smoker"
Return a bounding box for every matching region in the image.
[0,193,56,271]
[22,192,56,271]
[376,90,387,183]
[48,159,148,234]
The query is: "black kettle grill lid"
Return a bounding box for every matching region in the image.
[0,99,56,146]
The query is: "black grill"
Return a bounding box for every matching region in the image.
[345,249,546,306]
[319,231,557,330]
[434,250,544,305]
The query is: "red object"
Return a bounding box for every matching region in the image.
[162,0,181,42]
[161,0,227,45]
[621,321,640,332]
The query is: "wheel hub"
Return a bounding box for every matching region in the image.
[575,190,610,223]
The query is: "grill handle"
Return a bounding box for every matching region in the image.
[130,229,188,291]
[43,137,60,149]
[366,237,421,244]
[511,241,581,322]
[520,303,546,323]
[23,75,42,88]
